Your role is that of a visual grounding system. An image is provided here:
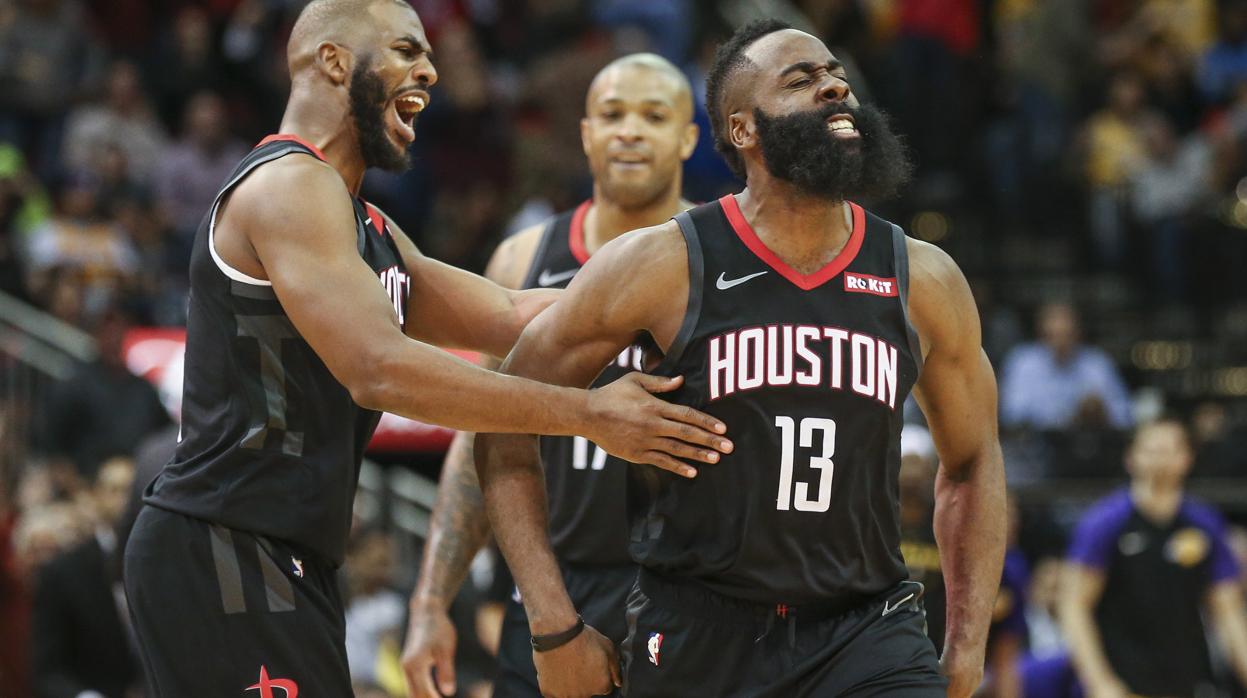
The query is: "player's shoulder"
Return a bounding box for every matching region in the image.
[1078,488,1135,533]
[1178,496,1231,535]
[591,219,687,277]
[227,152,348,224]
[905,236,967,295]
[484,221,549,288]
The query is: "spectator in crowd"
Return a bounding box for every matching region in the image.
[1079,72,1156,269]
[153,90,247,259]
[0,143,49,300]
[23,173,139,321]
[60,60,168,185]
[345,527,406,695]
[38,308,170,482]
[1198,0,1247,104]
[148,6,224,128]
[1000,302,1134,431]
[1060,418,1247,697]
[1129,116,1211,302]
[983,497,1029,698]
[31,456,139,698]
[0,0,106,176]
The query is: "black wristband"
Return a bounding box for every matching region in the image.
[530,615,585,653]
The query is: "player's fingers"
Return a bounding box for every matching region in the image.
[650,437,720,465]
[433,646,457,696]
[404,658,438,698]
[661,418,733,454]
[661,402,729,439]
[640,451,697,478]
[632,372,683,393]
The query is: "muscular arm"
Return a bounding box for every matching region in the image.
[476,223,722,633]
[384,213,558,359]
[412,227,543,612]
[1207,581,1247,688]
[1058,564,1126,693]
[907,239,1007,695]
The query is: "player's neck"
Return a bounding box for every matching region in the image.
[735,179,852,267]
[583,187,688,256]
[279,93,367,194]
[1131,478,1183,524]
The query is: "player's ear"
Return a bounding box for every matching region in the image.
[316,41,352,86]
[679,121,699,161]
[729,111,756,151]
[580,117,592,158]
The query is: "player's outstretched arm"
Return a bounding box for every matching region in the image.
[477,224,725,698]
[907,239,1006,698]
[228,159,727,468]
[380,208,559,359]
[402,226,543,698]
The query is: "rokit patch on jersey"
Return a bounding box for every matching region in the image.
[843,272,898,297]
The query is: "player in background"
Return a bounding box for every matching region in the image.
[1060,418,1247,698]
[122,2,731,695]
[476,19,1005,698]
[400,52,699,698]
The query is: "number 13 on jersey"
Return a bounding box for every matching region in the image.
[774,416,836,512]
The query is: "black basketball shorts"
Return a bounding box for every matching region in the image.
[123,505,353,697]
[495,563,638,698]
[621,571,945,697]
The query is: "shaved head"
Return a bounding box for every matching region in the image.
[586,53,693,120]
[287,0,416,74]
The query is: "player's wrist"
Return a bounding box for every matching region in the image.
[409,591,450,613]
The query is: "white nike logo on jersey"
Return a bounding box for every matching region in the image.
[537,268,578,286]
[882,592,915,617]
[715,270,768,290]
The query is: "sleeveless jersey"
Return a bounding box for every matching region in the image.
[631,194,922,605]
[522,201,641,565]
[145,135,411,566]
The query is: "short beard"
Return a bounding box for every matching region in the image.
[753,102,910,203]
[349,57,411,172]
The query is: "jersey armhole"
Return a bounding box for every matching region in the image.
[652,211,704,374]
[517,218,559,290]
[892,224,923,377]
[207,144,326,288]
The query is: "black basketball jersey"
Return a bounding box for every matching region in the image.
[145,135,411,566]
[632,194,922,605]
[522,201,640,565]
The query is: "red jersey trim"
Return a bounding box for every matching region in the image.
[719,194,865,291]
[257,134,327,162]
[568,200,592,265]
[362,201,387,236]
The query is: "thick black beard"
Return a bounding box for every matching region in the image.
[753,102,910,203]
[349,58,411,172]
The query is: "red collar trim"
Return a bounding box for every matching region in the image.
[256,134,327,162]
[362,201,386,236]
[568,200,592,265]
[718,194,865,291]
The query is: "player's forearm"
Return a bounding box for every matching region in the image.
[474,431,578,634]
[356,341,589,437]
[412,432,492,612]
[933,445,1006,662]
[1058,588,1119,685]
[1210,585,1247,685]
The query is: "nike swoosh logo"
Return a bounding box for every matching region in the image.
[715,270,768,290]
[537,268,578,286]
[882,592,915,617]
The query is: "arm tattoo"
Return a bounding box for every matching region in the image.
[418,433,494,604]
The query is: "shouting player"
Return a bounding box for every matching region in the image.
[122,2,730,696]
[400,53,698,698]
[477,20,1005,698]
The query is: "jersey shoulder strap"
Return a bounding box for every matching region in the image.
[518,201,589,290]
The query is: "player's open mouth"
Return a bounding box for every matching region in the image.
[390,92,428,143]
[827,114,859,138]
[609,153,651,169]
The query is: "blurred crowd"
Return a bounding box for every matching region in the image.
[2,0,1247,696]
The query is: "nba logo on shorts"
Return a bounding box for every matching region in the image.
[647,632,663,666]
